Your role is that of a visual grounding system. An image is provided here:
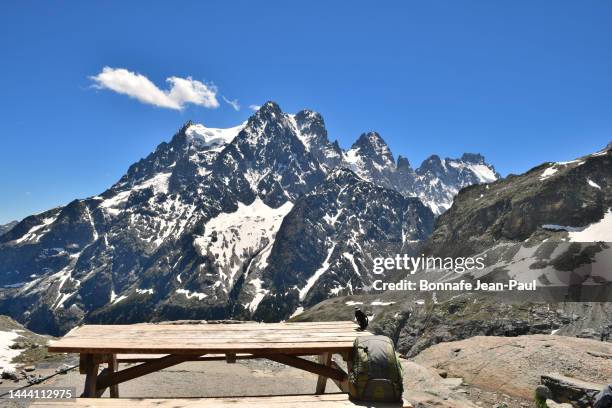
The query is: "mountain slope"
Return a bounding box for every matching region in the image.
[428,143,612,257]
[294,143,612,355]
[249,169,434,321]
[0,221,18,237]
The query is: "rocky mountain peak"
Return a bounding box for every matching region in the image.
[254,101,282,119]
[418,154,444,174]
[460,153,486,164]
[293,109,329,148]
[239,101,285,139]
[351,132,395,165]
[240,101,292,142]
[181,120,195,130]
[295,109,323,125]
[397,155,412,171]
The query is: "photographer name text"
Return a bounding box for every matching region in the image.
[373,279,537,292]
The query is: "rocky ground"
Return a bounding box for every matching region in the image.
[293,291,612,357]
[0,316,57,378]
[413,334,612,406]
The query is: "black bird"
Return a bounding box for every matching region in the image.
[354,307,369,331]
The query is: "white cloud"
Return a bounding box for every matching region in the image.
[249,104,261,111]
[90,67,219,110]
[222,96,240,111]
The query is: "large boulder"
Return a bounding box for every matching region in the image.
[541,373,603,408]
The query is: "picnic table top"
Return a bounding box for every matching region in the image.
[48,321,369,355]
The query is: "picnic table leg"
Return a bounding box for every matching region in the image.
[346,349,353,374]
[81,354,99,397]
[108,354,119,398]
[315,352,333,394]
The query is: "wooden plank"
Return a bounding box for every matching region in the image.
[31,394,412,407]
[88,321,357,326]
[58,329,366,338]
[95,367,110,397]
[48,341,359,355]
[70,326,360,334]
[316,352,333,394]
[331,360,349,393]
[51,334,367,342]
[96,354,199,390]
[49,327,368,353]
[50,337,365,346]
[48,322,367,357]
[94,356,121,397]
[226,352,236,364]
[261,354,347,382]
[80,354,99,398]
[58,331,365,341]
[117,353,254,362]
[71,322,359,333]
[109,354,119,398]
[116,352,327,362]
[50,337,363,347]
[78,353,88,374]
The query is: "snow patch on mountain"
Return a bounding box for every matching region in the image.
[567,209,612,242]
[247,278,268,312]
[343,252,361,276]
[287,114,312,151]
[448,161,497,183]
[343,148,368,179]
[542,224,584,232]
[193,198,293,286]
[137,172,172,194]
[289,306,304,318]
[176,288,207,300]
[99,190,131,215]
[110,290,128,304]
[185,122,246,148]
[13,216,57,245]
[299,242,337,300]
[541,210,612,242]
[0,330,21,370]
[540,166,559,180]
[587,179,602,189]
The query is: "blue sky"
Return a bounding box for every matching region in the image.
[1,1,611,224]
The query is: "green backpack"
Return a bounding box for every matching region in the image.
[348,335,404,402]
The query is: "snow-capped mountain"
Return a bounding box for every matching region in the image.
[410,153,499,214]
[0,102,496,334]
[341,133,499,215]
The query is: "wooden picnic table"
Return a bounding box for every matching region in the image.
[47,321,370,399]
